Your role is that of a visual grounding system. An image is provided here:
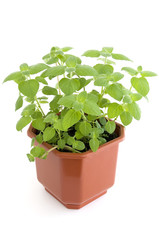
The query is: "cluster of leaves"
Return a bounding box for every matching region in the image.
[3,46,157,161]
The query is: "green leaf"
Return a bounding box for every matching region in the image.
[32,118,45,131]
[67,136,75,145]
[19,63,29,76]
[87,115,97,121]
[88,91,99,102]
[3,71,23,83]
[66,56,77,67]
[105,59,116,65]
[99,117,107,126]
[93,64,113,75]
[89,138,99,152]
[54,119,66,131]
[95,120,103,130]
[20,63,29,72]
[44,113,58,124]
[59,78,80,95]
[121,87,131,96]
[61,47,73,52]
[121,67,138,76]
[108,103,123,118]
[105,121,116,134]
[60,109,68,118]
[75,65,98,76]
[102,47,113,53]
[39,100,48,104]
[91,128,103,138]
[73,101,83,111]
[50,46,60,52]
[18,80,39,98]
[97,57,114,64]
[31,137,35,147]
[58,94,76,108]
[29,63,49,74]
[137,66,142,72]
[123,95,132,103]
[141,71,157,77]
[63,109,81,129]
[57,139,66,149]
[41,66,65,78]
[16,116,31,131]
[65,54,82,64]
[37,96,48,100]
[107,83,123,101]
[42,54,58,64]
[73,141,85,150]
[98,137,107,145]
[79,121,92,136]
[35,76,48,85]
[49,95,62,110]
[43,127,55,141]
[98,98,109,108]
[94,75,109,87]
[82,50,100,58]
[25,97,34,102]
[42,86,58,95]
[110,72,124,82]
[83,100,101,116]
[77,91,87,103]
[100,51,111,57]
[131,77,149,96]
[21,104,35,116]
[127,102,141,120]
[120,111,132,126]
[30,146,46,158]
[36,133,43,144]
[112,53,132,61]
[78,78,88,90]
[15,95,23,111]
[130,93,142,101]
[31,111,42,119]
[66,67,75,73]
[26,153,35,162]
[75,131,83,139]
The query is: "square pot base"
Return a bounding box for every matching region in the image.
[45,188,107,209]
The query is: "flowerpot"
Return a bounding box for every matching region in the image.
[27,122,125,209]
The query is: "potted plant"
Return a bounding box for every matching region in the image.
[3,46,157,209]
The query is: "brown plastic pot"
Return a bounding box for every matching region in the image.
[27,122,125,209]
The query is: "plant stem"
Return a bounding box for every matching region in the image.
[57,130,61,139]
[81,110,88,122]
[101,86,104,95]
[41,145,58,159]
[35,96,45,117]
[96,113,108,119]
[47,144,80,154]
[64,145,81,153]
[56,63,61,95]
[70,72,73,79]
[48,145,58,153]
[129,85,133,91]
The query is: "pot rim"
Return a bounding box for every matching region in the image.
[27,122,125,159]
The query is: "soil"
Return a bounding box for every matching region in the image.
[34,122,118,153]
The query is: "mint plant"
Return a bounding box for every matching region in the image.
[3,46,157,161]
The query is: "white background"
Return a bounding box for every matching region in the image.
[0,0,159,239]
